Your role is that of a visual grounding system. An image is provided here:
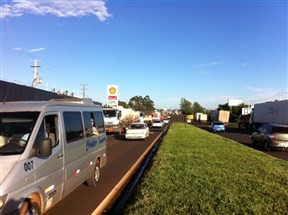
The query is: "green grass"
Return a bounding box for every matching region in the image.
[123,123,288,215]
[226,122,238,128]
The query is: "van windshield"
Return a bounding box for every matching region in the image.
[0,112,39,155]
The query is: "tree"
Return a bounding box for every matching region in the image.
[180,98,193,115]
[192,102,205,114]
[118,100,129,108]
[217,103,230,111]
[217,102,250,122]
[128,96,142,110]
[128,95,155,114]
[142,95,155,114]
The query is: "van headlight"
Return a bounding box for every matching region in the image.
[0,194,8,209]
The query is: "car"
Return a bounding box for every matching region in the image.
[152,119,163,128]
[125,122,150,140]
[209,121,225,132]
[163,118,170,124]
[251,123,288,151]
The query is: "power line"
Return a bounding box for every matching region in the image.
[246,92,288,104]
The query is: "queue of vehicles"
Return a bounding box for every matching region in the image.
[0,96,170,214]
[103,106,141,135]
[125,117,170,140]
[0,95,286,214]
[187,100,288,151]
[233,100,288,151]
[247,100,288,151]
[102,106,171,141]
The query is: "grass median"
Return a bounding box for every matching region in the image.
[123,123,288,215]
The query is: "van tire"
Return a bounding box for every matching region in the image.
[86,160,101,187]
[20,198,41,215]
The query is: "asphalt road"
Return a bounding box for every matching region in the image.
[191,121,288,161]
[43,127,165,215]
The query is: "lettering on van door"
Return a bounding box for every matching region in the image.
[24,160,34,171]
[86,139,98,151]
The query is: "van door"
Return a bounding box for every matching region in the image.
[33,114,64,210]
[62,111,86,197]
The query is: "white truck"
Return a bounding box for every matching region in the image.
[103,106,140,135]
[0,98,107,214]
[211,110,230,123]
[250,100,288,129]
[195,113,208,122]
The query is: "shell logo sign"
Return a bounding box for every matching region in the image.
[107,85,118,107]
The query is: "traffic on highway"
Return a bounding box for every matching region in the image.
[43,123,170,215]
[44,115,287,214]
[0,97,287,214]
[189,121,288,162]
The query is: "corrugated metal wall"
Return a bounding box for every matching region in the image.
[0,80,73,102]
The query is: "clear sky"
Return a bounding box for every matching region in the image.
[1,0,287,110]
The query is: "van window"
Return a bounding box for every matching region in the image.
[94,111,105,134]
[83,112,95,137]
[63,112,84,143]
[34,115,59,149]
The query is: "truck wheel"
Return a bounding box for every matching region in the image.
[20,197,41,215]
[118,125,124,135]
[86,159,101,187]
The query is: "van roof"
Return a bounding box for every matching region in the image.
[0,98,101,112]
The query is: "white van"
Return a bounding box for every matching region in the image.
[0,98,107,214]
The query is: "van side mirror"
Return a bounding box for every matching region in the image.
[37,138,52,157]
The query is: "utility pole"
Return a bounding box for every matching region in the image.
[31,60,42,88]
[81,83,88,98]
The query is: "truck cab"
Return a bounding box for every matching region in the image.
[103,108,122,133]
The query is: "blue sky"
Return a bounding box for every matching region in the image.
[1,0,287,110]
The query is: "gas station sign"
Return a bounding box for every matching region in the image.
[107,85,118,107]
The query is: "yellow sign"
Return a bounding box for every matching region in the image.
[109,87,116,94]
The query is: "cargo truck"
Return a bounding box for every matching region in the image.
[250,100,288,129]
[195,113,208,122]
[238,100,288,130]
[238,114,251,129]
[211,110,230,123]
[103,106,140,135]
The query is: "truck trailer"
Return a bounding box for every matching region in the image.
[195,113,208,122]
[251,100,288,129]
[238,100,288,130]
[211,110,230,123]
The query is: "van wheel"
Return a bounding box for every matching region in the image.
[20,198,41,215]
[86,160,101,187]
